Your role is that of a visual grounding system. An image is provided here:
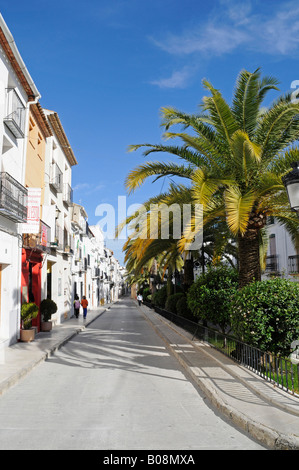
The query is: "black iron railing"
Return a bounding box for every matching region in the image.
[0,172,27,222]
[50,163,63,192]
[265,254,279,273]
[144,302,299,397]
[23,220,51,252]
[63,183,73,205]
[288,255,299,274]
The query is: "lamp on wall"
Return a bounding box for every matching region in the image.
[282,162,299,214]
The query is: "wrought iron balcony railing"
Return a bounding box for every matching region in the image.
[23,220,51,253]
[50,163,63,192]
[288,255,299,274]
[92,267,100,278]
[63,183,73,206]
[3,88,26,138]
[265,254,279,273]
[0,172,28,222]
[50,223,63,249]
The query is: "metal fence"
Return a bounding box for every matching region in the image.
[144,301,299,398]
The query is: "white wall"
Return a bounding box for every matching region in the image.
[0,46,30,347]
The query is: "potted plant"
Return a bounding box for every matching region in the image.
[20,302,39,342]
[40,299,57,332]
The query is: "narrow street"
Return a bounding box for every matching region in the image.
[0,298,264,450]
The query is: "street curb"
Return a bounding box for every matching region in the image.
[140,305,299,451]
[0,305,111,397]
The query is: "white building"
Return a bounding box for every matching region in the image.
[0,14,40,347]
[70,216,126,315]
[0,14,127,347]
[41,109,77,325]
[263,217,299,280]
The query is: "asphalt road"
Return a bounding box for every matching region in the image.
[0,298,265,450]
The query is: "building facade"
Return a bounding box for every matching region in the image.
[41,109,77,325]
[0,14,127,348]
[21,104,52,331]
[263,217,299,281]
[0,14,40,346]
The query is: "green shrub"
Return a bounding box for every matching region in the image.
[21,302,39,329]
[151,285,168,308]
[40,299,57,322]
[176,296,194,320]
[230,278,299,356]
[142,287,151,301]
[187,266,238,334]
[165,293,185,314]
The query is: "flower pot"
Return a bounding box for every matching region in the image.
[41,321,52,332]
[20,328,35,342]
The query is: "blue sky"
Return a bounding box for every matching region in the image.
[1,0,299,265]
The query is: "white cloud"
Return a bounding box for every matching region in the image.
[73,182,105,194]
[150,67,194,89]
[149,1,299,89]
[151,24,248,57]
[73,183,89,191]
[150,0,299,58]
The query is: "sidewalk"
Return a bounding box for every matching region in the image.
[0,303,112,397]
[139,303,299,451]
[0,298,299,450]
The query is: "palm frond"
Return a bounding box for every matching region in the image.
[224,187,256,235]
[191,168,232,207]
[232,69,279,137]
[256,100,299,159]
[125,161,194,194]
[201,79,238,147]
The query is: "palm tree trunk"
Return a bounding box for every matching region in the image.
[184,257,194,291]
[167,266,173,296]
[238,230,261,288]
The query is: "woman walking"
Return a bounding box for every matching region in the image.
[73,294,80,318]
[81,296,88,319]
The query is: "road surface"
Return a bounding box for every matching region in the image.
[0,298,265,450]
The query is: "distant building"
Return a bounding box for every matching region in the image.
[41,109,77,325]
[263,217,299,281]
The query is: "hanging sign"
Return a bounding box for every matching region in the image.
[23,188,41,234]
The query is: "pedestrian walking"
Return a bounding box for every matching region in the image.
[81,296,88,319]
[73,295,80,318]
[137,293,143,306]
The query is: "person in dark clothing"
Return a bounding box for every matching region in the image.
[73,294,80,318]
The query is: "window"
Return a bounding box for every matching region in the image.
[4,88,26,138]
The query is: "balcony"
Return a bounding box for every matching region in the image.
[63,183,73,206]
[3,88,25,138]
[63,229,74,255]
[288,255,299,274]
[23,220,51,253]
[78,257,87,272]
[265,254,279,273]
[0,172,27,222]
[50,223,63,249]
[50,163,63,192]
[92,267,100,278]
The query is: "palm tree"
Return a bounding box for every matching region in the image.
[120,183,237,292]
[125,69,299,287]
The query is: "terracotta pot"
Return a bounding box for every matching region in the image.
[41,321,52,332]
[20,328,35,342]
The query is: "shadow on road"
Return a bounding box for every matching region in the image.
[45,298,189,383]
